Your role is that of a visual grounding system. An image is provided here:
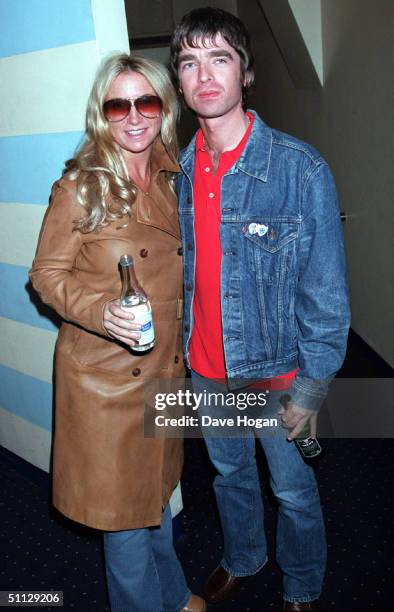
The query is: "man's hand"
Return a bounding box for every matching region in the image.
[278,399,317,441]
[103,299,141,346]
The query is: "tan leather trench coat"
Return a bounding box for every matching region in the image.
[29,142,184,530]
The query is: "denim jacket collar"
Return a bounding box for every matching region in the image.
[179,110,273,182]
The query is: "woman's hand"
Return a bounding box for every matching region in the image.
[103,299,141,346]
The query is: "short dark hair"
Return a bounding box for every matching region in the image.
[169,7,254,105]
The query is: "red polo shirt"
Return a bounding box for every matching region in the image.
[189,112,296,390]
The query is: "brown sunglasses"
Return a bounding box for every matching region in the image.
[103,95,162,122]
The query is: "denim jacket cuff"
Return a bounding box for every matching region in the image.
[287,376,333,412]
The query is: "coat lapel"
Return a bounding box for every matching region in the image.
[136,140,181,240]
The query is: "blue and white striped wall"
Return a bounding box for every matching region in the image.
[0,0,129,472]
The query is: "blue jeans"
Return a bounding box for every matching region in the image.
[103,504,191,612]
[191,371,326,603]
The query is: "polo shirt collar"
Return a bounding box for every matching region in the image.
[179,110,273,183]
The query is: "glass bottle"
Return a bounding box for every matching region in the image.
[294,423,322,459]
[279,393,322,459]
[119,254,155,353]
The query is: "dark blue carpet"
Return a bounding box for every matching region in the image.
[1,438,393,611]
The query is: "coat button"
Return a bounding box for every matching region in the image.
[140,249,148,258]
[177,247,183,256]
[132,368,141,376]
[174,355,179,364]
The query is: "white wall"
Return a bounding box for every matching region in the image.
[289,0,323,84]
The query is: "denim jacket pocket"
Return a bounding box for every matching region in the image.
[244,220,299,275]
[244,220,299,358]
[245,220,299,252]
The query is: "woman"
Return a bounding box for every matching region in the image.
[29,54,205,612]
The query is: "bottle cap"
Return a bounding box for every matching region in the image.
[119,254,134,267]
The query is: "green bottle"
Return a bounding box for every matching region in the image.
[294,423,322,459]
[279,393,322,459]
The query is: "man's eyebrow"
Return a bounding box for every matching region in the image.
[208,50,234,60]
[178,53,197,63]
[178,49,234,63]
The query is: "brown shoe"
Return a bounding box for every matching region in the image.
[181,593,207,612]
[283,600,318,610]
[203,565,243,603]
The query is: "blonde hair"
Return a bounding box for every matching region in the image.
[65,54,179,233]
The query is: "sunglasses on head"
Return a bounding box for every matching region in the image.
[103,95,162,122]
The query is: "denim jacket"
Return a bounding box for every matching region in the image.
[177,111,350,411]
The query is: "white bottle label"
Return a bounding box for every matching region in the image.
[123,302,155,347]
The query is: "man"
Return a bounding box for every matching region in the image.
[170,7,350,611]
